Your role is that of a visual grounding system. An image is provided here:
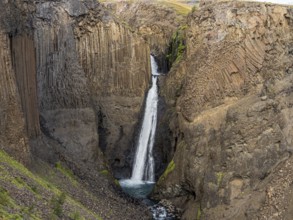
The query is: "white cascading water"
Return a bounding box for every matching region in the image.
[131,55,159,182]
[119,56,169,219]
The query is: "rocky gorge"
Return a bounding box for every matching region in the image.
[1,0,293,219]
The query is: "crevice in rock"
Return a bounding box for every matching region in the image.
[97,109,109,153]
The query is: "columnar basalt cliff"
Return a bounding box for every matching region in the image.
[102,0,187,71]
[0,0,151,219]
[76,14,151,177]
[0,1,35,164]
[0,32,30,164]
[33,1,150,174]
[154,2,293,219]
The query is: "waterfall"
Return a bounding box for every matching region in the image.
[131,55,159,182]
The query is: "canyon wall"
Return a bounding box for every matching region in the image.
[0,0,151,176]
[154,2,293,219]
[102,1,186,71]
[0,0,151,218]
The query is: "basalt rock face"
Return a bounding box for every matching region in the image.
[31,0,150,176]
[0,33,30,164]
[154,2,293,219]
[0,0,151,219]
[75,10,151,177]
[1,0,151,170]
[102,1,186,72]
[0,1,36,164]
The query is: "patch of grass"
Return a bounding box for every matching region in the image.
[51,192,66,217]
[0,210,23,220]
[0,150,103,219]
[100,0,191,15]
[0,187,40,220]
[20,206,39,220]
[0,150,59,194]
[158,0,192,15]
[0,187,12,207]
[70,211,85,220]
[55,162,77,185]
[216,172,224,186]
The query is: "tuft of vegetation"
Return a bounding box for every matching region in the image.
[0,186,40,219]
[0,187,12,207]
[100,170,109,176]
[158,160,176,183]
[114,179,120,186]
[166,25,187,67]
[191,5,198,13]
[51,192,66,217]
[70,211,84,220]
[55,162,77,185]
[216,172,224,186]
[196,206,201,220]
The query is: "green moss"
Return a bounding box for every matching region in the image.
[216,172,224,186]
[158,160,175,183]
[100,170,109,176]
[196,207,201,220]
[114,179,120,186]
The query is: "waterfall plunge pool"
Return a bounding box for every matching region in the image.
[119,179,175,220]
[119,179,155,199]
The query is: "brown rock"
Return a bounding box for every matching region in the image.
[154,1,293,219]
